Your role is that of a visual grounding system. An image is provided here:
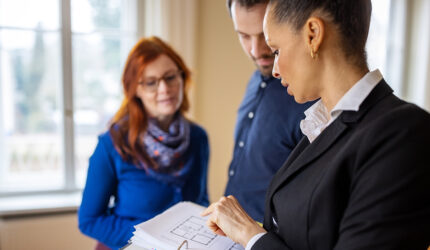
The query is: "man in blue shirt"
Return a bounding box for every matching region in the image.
[224,0,313,222]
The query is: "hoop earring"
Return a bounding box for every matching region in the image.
[310,49,318,59]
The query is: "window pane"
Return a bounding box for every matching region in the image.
[0,29,63,192]
[0,0,59,30]
[71,0,137,33]
[73,34,135,187]
[367,0,391,73]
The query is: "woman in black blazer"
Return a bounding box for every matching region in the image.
[202,0,430,249]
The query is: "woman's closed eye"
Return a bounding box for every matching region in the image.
[144,80,157,87]
[163,74,177,83]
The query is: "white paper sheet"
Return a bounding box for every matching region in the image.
[130,202,244,250]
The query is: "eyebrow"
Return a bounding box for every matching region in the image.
[265,38,272,47]
[236,30,264,37]
[142,69,178,79]
[265,39,277,52]
[236,30,249,36]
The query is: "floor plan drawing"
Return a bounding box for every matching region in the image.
[170,216,217,245]
[131,202,245,250]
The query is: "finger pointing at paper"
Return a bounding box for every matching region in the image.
[201,195,266,247]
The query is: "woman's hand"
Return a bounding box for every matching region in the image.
[201,195,266,247]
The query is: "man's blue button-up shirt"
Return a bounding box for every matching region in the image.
[224,70,313,222]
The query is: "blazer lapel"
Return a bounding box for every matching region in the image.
[265,79,394,223]
[282,136,310,168]
[263,137,309,229]
[268,119,348,199]
[263,120,348,229]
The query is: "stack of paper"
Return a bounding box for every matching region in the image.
[123,202,244,250]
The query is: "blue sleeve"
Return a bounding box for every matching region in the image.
[188,125,210,207]
[197,129,210,206]
[78,135,138,249]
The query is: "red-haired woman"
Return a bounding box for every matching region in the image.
[78,36,209,249]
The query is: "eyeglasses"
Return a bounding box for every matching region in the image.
[139,70,183,93]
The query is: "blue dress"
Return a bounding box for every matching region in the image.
[78,123,209,249]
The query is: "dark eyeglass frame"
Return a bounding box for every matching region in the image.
[138,70,184,92]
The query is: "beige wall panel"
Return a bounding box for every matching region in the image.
[195,0,255,202]
[0,213,95,250]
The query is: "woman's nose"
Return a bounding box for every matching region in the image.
[157,80,169,93]
[272,59,281,79]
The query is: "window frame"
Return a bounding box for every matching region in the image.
[0,0,143,198]
[61,0,76,193]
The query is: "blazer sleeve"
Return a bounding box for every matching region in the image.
[78,135,140,248]
[251,232,292,250]
[333,106,430,249]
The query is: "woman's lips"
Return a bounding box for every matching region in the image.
[281,81,289,87]
[158,97,175,105]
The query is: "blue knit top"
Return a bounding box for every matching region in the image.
[78,123,209,249]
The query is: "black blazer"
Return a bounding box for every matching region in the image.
[252,80,430,250]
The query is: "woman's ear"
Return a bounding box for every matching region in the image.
[304,17,325,56]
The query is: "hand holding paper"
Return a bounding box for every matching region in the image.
[201,195,266,247]
[125,202,244,250]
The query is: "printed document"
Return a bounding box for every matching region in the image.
[127,202,244,250]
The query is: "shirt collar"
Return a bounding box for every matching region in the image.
[300,69,383,143]
[257,70,276,82]
[331,69,383,115]
[300,99,329,143]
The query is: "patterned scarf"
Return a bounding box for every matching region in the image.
[142,114,191,185]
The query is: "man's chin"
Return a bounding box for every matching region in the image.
[257,64,274,77]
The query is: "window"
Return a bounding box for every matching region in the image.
[0,0,138,195]
[367,0,391,79]
[367,0,407,97]
[367,0,430,111]
[71,0,138,188]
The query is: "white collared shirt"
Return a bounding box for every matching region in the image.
[245,69,383,250]
[300,69,383,143]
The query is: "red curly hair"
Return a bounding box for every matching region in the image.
[109,36,191,168]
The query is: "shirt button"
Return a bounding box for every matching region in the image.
[238,141,244,147]
[248,112,254,119]
[229,170,235,176]
[260,81,267,88]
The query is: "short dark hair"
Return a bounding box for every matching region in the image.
[227,0,269,16]
[268,0,372,67]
